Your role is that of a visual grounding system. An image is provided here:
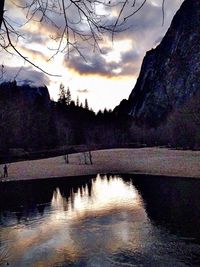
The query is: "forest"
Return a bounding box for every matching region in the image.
[0,80,200,163]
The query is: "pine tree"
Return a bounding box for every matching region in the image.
[58,83,67,105]
[84,98,89,110]
[104,108,108,114]
[76,96,80,107]
[66,87,72,105]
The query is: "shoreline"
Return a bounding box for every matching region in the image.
[1,147,200,182]
[1,173,199,185]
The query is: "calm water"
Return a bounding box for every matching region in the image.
[1,174,200,266]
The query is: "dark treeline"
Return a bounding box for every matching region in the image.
[48,83,132,148]
[0,81,200,159]
[128,92,200,150]
[0,81,131,156]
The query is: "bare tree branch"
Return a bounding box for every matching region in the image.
[111,0,129,42]
[124,0,147,21]
[0,0,167,76]
[2,18,61,77]
[162,0,166,26]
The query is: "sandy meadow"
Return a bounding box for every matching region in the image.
[1,147,200,182]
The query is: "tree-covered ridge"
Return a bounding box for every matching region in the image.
[0,81,130,153]
[1,79,200,160]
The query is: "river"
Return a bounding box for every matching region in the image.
[1,174,200,266]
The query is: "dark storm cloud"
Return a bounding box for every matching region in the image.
[65,48,140,77]
[119,50,141,75]
[65,53,118,77]
[63,0,183,78]
[5,0,183,84]
[2,66,50,86]
[121,50,139,64]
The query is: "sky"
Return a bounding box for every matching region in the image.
[2,0,184,112]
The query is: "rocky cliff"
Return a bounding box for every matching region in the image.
[0,81,55,150]
[128,0,200,126]
[0,81,51,105]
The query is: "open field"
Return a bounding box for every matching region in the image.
[1,147,200,182]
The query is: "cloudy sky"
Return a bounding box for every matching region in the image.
[2,0,183,111]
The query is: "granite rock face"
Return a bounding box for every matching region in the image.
[0,81,54,150]
[0,81,51,105]
[128,0,200,126]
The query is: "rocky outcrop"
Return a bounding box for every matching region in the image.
[0,81,51,105]
[0,81,55,150]
[128,0,200,126]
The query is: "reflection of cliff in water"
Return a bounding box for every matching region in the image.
[0,176,93,223]
[130,175,200,242]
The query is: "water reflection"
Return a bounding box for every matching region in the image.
[132,175,200,242]
[0,176,93,225]
[51,175,142,220]
[1,174,200,266]
[1,175,148,266]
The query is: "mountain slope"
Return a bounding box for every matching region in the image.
[128,0,200,126]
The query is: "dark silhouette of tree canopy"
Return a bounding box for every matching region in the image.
[76,96,80,107]
[58,83,67,105]
[84,98,89,110]
[58,84,71,105]
[0,0,166,74]
[66,87,72,105]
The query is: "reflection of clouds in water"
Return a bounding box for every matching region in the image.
[2,175,150,266]
[2,174,200,266]
[52,174,149,254]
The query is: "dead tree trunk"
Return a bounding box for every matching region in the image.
[64,154,69,164]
